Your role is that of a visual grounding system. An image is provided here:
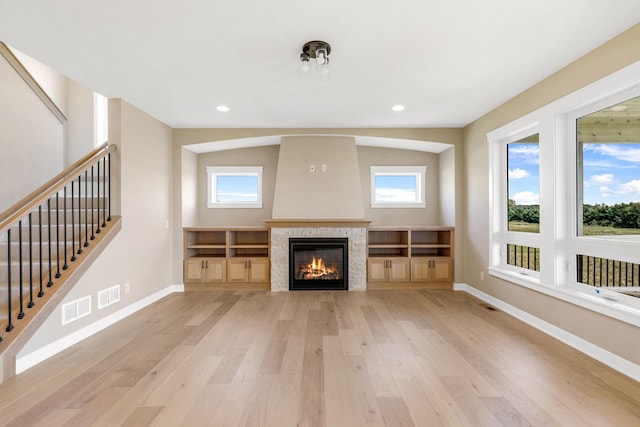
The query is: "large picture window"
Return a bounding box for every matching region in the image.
[207,166,263,208]
[576,96,640,237]
[488,64,640,324]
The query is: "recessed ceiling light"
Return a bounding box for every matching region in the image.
[216,105,230,112]
[391,105,405,112]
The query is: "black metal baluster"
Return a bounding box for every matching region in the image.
[91,165,95,240]
[84,170,89,248]
[598,258,603,287]
[63,185,68,270]
[47,199,53,288]
[519,245,523,268]
[6,229,13,332]
[38,205,44,297]
[55,193,61,279]
[28,213,34,308]
[107,152,111,222]
[96,160,101,234]
[77,175,83,255]
[577,255,583,283]
[102,156,107,228]
[71,181,76,262]
[18,221,24,319]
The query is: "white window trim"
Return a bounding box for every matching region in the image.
[487,60,640,327]
[207,166,263,209]
[370,165,426,208]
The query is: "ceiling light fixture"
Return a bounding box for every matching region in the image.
[300,40,331,80]
[391,105,405,111]
[216,105,230,112]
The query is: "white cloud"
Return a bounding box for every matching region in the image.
[598,180,640,201]
[620,179,640,195]
[508,145,539,156]
[590,173,614,185]
[584,144,640,163]
[375,188,417,202]
[512,191,539,205]
[508,168,529,179]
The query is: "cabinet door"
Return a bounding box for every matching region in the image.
[367,258,388,282]
[430,258,452,282]
[388,258,410,282]
[227,259,248,282]
[184,259,205,282]
[247,259,270,282]
[204,259,226,283]
[410,258,431,282]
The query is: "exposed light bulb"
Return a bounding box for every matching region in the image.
[301,59,310,73]
[316,50,326,65]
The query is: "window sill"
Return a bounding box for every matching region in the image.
[207,203,263,209]
[488,266,640,327]
[371,202,426,209]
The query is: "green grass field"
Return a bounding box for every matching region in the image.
[508,222,640,235]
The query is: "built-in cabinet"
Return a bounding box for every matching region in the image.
[183,227,270,289]
[367,227,454,289]
[183,225,453,290]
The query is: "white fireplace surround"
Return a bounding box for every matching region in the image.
[269,224,368,291]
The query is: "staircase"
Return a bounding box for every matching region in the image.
[0,143,120,382]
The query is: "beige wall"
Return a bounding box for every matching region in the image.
[197,145,279,226]
[64,80,95,166]
[358,146,440,226]
[19,99,174,356]
[273,136,364,220]
[0,53,64,212]
[462,24,640,364]
[174,127,465,282]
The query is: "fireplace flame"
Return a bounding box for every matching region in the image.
[301,256,339,279]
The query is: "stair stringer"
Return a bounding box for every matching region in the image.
[0,216,121,382]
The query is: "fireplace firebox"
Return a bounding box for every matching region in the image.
[289,238,348,290]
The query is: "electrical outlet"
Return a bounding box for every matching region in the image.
[480,271,485,281]
[321,164,327,172]
[124,282,130,293]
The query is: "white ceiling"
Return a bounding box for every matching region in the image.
[1,1,639,129]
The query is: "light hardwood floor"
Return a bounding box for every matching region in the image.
[0,290,638,426]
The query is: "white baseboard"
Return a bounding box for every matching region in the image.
[453,282,640,382]
[16,284,185,374]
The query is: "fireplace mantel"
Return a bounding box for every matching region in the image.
[265,219,372,228]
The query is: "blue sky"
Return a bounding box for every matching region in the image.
[582,143,640,205]
[216,175,258,202]
[508,142,640,206]
[374,175,417,201]
[508,143,540,205]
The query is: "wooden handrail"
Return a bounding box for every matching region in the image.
[0,143,116,232]
[0,42,67,124]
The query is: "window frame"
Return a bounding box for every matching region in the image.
[487,60,640,326]
[206,166,263,209]
[489,125,542,282]
[370,165,426,208]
